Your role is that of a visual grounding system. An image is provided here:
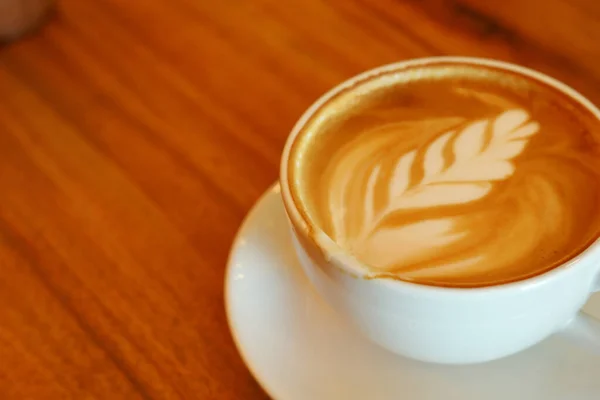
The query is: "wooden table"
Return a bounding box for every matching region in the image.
[1,0,599,398]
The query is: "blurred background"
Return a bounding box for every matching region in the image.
[0,0,599,399]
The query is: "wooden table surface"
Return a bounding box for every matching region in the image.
[1,0,599,398]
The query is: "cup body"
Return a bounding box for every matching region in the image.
[280,57,600,364]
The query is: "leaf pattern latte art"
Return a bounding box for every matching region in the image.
[327,109,540,270]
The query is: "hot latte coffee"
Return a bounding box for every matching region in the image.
[287,60,600,288]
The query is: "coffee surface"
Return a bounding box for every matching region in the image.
[289,62,600,287]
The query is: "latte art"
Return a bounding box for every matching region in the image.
[289,61,600,287]
[330,109,540,273]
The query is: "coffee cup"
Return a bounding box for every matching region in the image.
[280,57,600,364]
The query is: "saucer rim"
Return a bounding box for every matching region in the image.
[225,183,281,400]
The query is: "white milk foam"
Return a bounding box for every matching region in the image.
[328,110,539,277]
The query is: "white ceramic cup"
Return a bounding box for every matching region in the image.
[280,57,600,365]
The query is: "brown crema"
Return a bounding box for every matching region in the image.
[288,61,600,288]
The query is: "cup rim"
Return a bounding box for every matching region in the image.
[280,56,600,295]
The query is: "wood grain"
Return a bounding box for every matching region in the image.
[0,0,598,398]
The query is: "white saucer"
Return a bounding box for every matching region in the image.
[226,184,600,400]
